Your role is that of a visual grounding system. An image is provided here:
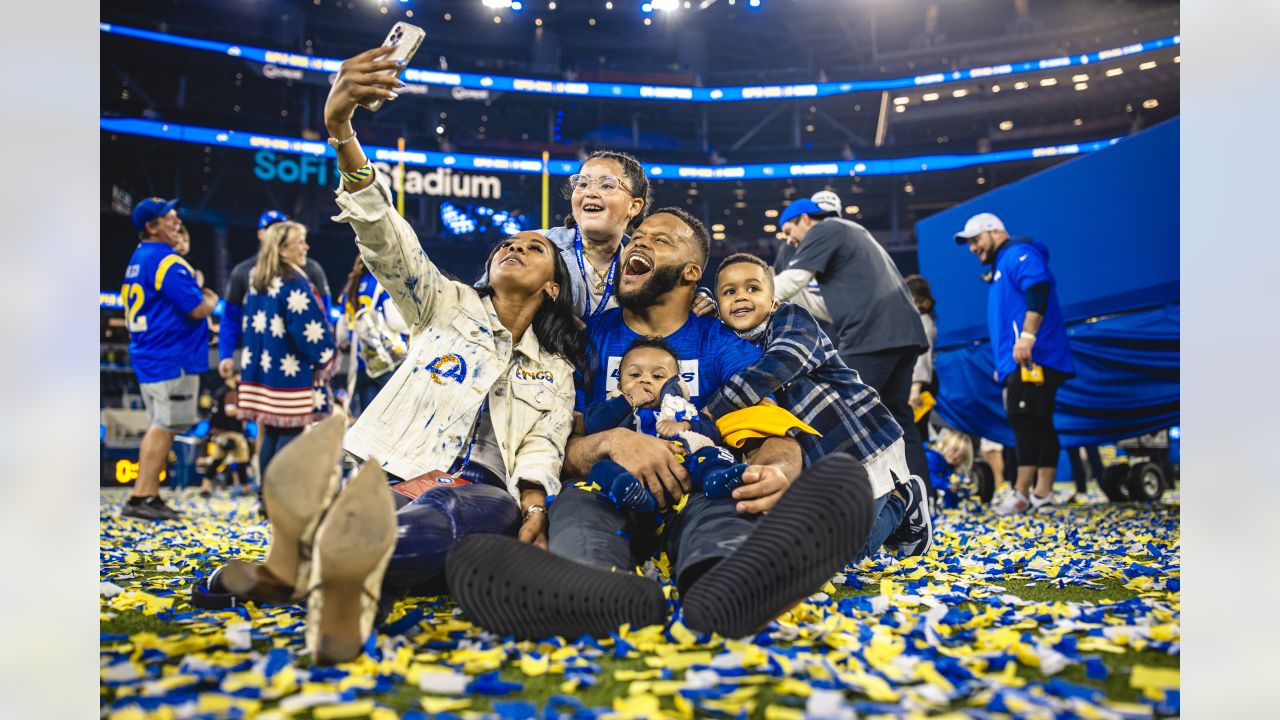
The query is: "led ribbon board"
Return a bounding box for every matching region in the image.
[102,117,1122,180]
[100,22,1179,103]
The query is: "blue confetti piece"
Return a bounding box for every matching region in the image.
[1085,657,1109,680]
[494,700,539,719]
[383,607,427,637]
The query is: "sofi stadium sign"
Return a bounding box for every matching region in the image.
[252,150,502,199]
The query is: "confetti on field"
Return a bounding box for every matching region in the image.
[101,488,1179,718]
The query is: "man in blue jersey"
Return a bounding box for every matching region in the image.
[955,213,1075,514]
[451,207,877,640]
[120,197,220,520]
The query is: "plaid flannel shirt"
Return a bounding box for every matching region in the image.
[704,302,903,466]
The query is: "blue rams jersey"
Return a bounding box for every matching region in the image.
[576,308,763,413]
[339,271,403,372]
[988,240,1075,381]
[121,241,209,383]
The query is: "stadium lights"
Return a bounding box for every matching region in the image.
[893,96,909,105]
[1072,73,1089,82]
[652,0,679,10]
[845,205,859,214]
[482,0,513,8]
[1143,98,1159,109]
[1140,61,1157,70]
[991,84,1001,93]
[606,2,613,9]
[922,92,939,101]
[1174,55,1180,63]
[1106,67,1124,77]
[1039,78,1057,86]
[642,3,653,12]
[999,120,1014,131]
[1013,81,1029,90]
[749,0,761,7]
[894,105,905,113]
[952,89,967,98]
[1075,82,1088,91]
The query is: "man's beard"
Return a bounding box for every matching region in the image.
[617,263,686,312]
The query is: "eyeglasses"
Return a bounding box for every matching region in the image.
[564,174,632,197]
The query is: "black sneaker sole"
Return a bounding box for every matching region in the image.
[681,452,874,639]
[445,534,667,641]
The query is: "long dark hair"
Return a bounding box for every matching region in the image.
[563,149,652,234]
[904,274,936,315]
[343,255,366,316]
[475,239,587,371]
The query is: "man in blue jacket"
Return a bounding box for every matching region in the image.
[956,213,1075,514]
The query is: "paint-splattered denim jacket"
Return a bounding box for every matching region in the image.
[333,173,574,500]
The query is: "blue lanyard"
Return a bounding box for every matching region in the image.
[451,398,488,475]
[574,226,619,322]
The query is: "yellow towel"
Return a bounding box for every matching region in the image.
[913,390,936,423]
[715,405,820,449]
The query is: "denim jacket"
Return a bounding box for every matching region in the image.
[333,173,575,500]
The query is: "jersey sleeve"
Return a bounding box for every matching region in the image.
[709,323,764,393]
[787,222,841,276]
[1010,249,1052,292]
[155,255,205,315]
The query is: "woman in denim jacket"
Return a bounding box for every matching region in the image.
[211,46,587,664]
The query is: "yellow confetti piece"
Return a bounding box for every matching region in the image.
[764,705,805,720]
[519,653,551,677]
[612,694,662,718]
[420,696,472,713]
[643,651,713,670]
[316,702,378,717]
[1130,665,1180,691]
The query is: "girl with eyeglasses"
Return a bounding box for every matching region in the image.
[474,151,653,323]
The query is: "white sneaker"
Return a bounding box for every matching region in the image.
[993,491,1029,515]
[1029,491,1056,513]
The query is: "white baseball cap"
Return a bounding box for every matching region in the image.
[810,190,843,216]
[954,212,1006,243]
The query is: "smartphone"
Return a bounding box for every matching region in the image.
[360,22,425,112]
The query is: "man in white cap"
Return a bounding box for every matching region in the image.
[955,213,1075,514]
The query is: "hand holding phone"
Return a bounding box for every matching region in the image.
[323,24,425,131]
[361,22,425,112]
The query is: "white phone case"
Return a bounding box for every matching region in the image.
[361,22,425,112]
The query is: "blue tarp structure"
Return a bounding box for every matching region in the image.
[915,119,1179,447]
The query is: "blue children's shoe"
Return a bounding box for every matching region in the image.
[587,460,658,513]
[689,446,747,499]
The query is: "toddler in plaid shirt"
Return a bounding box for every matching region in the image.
[704,253,934,559]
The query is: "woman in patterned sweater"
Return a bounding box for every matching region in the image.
[237,220,337,492]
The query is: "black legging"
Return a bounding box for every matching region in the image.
[1008,412,1060,468]
[1004,368,1068,469]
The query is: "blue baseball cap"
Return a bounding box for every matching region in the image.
[777,199,824,227]
[132,197,180,232]
[258,210,289,229]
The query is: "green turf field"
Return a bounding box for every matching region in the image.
[100,486,1179,719]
